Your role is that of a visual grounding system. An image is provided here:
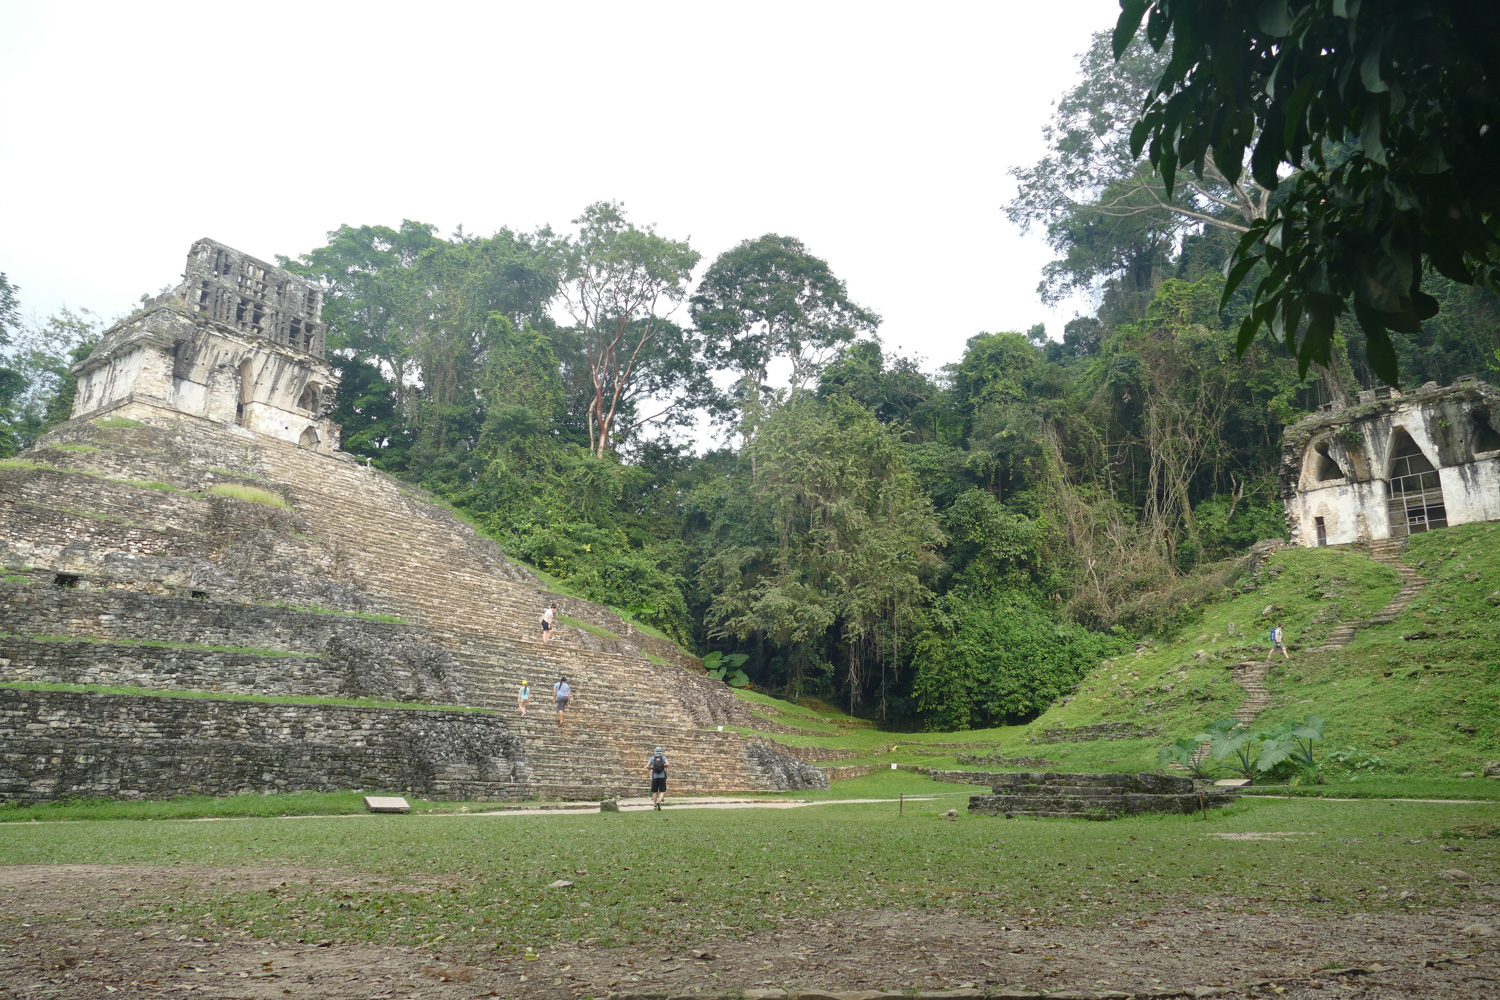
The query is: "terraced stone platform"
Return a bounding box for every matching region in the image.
[0,414,824,802]
[962,772,1237,820]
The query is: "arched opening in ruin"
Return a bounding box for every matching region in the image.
[297,381,322,413]
[1386,428,1447,536]
[299,426,320,449]
[1311,440,1342,482]
[236,359,254,426]
[1473,408,1500,454]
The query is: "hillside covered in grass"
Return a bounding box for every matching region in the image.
[737,524,1500,790]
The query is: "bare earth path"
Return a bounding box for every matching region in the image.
[0,864,1495,999]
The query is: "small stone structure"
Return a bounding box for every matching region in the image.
[961,772,1236,820]
[70,239,341,454]
[1281,377,1500,546]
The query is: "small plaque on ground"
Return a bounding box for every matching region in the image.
[364,796,411,813]
[1215,778,1252,787]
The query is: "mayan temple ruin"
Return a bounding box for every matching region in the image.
[0,240,824,803]
[1280,377,1500,547]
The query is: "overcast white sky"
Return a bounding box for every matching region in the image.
[0,0,1118,374]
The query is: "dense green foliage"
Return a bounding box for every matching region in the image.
[5,24,1498,730]
[1114,0,1500,384]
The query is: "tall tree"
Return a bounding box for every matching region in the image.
[1007,31,1275,310]
[690,234,879,459]
[698,396,942,706]
[1114,0,1500,384]
[0,273,24,457]
[553,202,702,457]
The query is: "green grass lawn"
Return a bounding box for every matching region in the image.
[0,794,1492,959]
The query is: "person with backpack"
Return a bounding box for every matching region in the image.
[540,602,557,642]
[1267,624,1290,661]
[517,679,530,718]
[553,675,571,724]
[647,745,669,810]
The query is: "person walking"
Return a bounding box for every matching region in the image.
[553,675,571,725]
[1267,623,1290,661]
[541,602,557,642]
[648,745,669,811]
[517,679,531,718]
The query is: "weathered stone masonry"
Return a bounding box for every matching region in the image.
[70,239,340,454]
[1281,378,1500,546]
[0,688,533,803]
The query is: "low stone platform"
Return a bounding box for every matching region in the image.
[964,772,1237,820]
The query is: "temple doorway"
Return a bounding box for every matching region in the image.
[1386,429,1447,536]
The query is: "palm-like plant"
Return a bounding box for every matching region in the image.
[1157,737,1217,779]
[1258,714,1326,776]
[1196,718,1260,781]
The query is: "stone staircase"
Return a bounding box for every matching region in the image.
[1311,537,1426,653]
[1184,537,1427,768]
[1,415,826,801]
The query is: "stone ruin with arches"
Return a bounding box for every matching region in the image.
[1280,376,1500,547]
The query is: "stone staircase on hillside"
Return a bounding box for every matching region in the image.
[1311,537,1426,653]
[1,416,825,800]
[1188,537,1426,767]
[261,443,689,666]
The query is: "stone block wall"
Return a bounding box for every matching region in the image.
[0,688,532,803]
[1029,722,1161,743]
[967,772,1235,820]
[0,585,468,704]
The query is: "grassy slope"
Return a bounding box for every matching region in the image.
[736,523,1500,790]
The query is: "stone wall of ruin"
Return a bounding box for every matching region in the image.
[1282,380,1500,546]
[0,688,532,803]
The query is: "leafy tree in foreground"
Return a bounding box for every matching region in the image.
[1114,0,1500,384]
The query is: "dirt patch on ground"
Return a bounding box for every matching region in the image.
[0,864,1496,998]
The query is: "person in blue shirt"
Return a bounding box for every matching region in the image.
[554,676,572,725]
[517,679,530,718]
[648,746,668,810]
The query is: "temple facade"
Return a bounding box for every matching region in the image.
[1280,377,1500,547]
[70,239,341,454]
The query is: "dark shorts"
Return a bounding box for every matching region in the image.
[651,776,666,794]
[556,697,569,712]
[541,620,551,632]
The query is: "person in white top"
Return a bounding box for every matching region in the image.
[541,602,557,642]
[1267,624,1290,661]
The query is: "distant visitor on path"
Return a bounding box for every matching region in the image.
[1267,624,1290,661]
[649,745,669,811]
[517,679,530,717]
[541,602,557,642]
[554,675,571,724]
